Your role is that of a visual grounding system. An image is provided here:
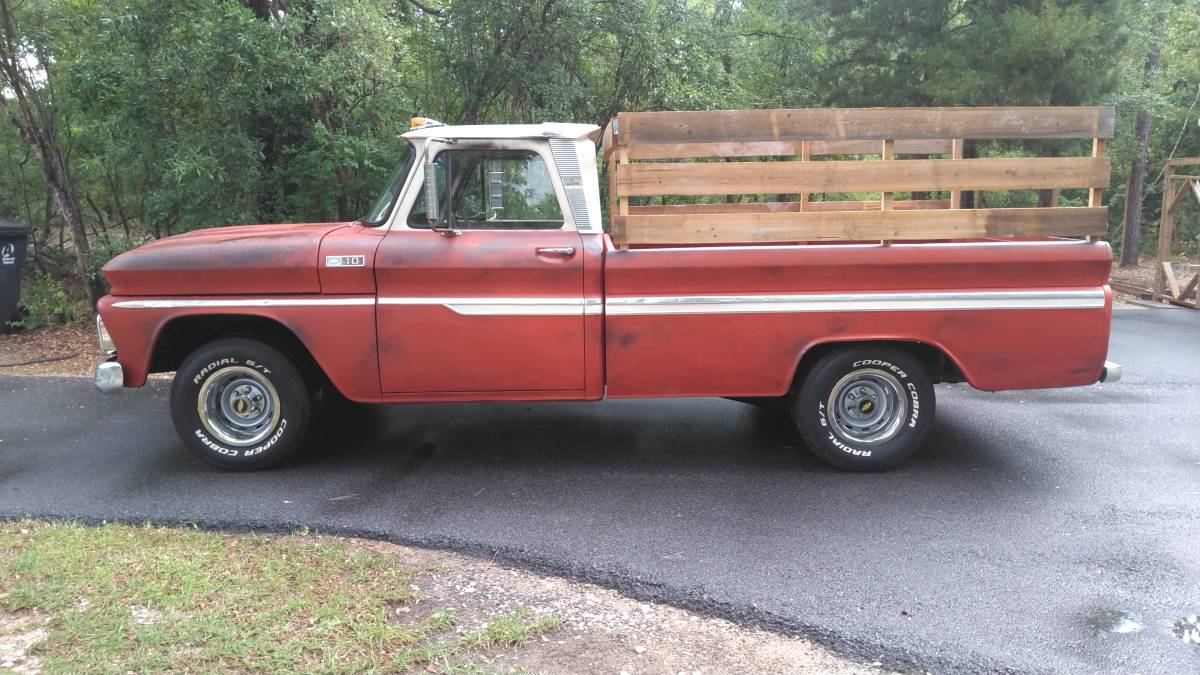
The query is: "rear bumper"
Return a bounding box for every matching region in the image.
[1100,360,1122,383]
[95,360,124,394]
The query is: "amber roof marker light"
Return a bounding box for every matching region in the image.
[410,117,445,130]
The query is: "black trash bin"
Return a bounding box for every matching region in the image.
[0,219,33,332]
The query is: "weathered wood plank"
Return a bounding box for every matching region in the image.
[615,157,1111,197]
[614,207,1108,244]
[601,120,617,161]
[1110,281,1151,297]
[1163,261,1182,298]
[617,107,1115,146]
[1178,273,1200,302]
[1166,178,1194,215]
[624,138,954,160]
[629,199,951,215]
[811,139,952,156]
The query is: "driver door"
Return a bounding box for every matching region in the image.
[374,140,586,395]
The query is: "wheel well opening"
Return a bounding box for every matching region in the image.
[149,315,320,382]
[792,340,966,391]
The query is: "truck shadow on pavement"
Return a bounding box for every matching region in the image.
[296,394,1043,494]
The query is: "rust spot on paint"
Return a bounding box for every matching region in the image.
[614,332,637,348]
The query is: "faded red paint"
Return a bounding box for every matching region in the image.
[98,224,1114,404]
[602,240,1113,395]
[104,223,346,295]
[374,228,587,395]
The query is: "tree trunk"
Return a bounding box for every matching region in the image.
[1121,22,1164,268]
[0,0,95,302]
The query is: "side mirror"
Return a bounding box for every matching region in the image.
[423,161,440,225]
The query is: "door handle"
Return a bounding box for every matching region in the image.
[535,246,576,257]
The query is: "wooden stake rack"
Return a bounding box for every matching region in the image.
[601,107,1114,248]
[1154,158,1200,309]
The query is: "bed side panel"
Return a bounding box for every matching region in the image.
[603,242,1113,396]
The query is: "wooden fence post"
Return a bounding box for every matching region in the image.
[881,139,894,246]
[1087,138,1106,243]
[800,140,810,212]
[950,138,963,209]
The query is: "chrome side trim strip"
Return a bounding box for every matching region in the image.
[605,290,1105,315]
[379,296,602,316]
[112,298,376,309]
[111,290,1104,316]
[627,240,1098,254]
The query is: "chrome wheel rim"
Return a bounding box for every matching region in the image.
[827,368,908,445]
[197,366,280,446]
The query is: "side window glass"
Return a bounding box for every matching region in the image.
[408,149,565,230]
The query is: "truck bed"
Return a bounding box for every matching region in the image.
[602,238,1112,397]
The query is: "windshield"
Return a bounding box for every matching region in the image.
[360,140,416,226]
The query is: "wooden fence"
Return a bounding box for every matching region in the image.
[1154,158,1200,308]
[601,107,1114,248]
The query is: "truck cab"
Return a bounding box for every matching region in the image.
[357,120,607,398]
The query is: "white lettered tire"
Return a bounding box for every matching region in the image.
[792,346,935,471]
[171,338,310,470]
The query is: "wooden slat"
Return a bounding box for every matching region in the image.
[616,107,1115,146]
[1110,281,1151,297]
[629,199,950,215]
[1178,273,1200,302]
[805,199,951,212]
[614,207,1109,244]
[810,139,952,156]
[1166,178,1194,215]
[624,138,954,160]
[1163,261,1182,299]
[615,157,1111,197]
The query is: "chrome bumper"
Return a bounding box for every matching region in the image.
[1100,360,1122,383]
[95,360,124,394]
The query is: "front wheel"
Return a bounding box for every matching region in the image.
[792,346,935,471]
[171,338,311,470]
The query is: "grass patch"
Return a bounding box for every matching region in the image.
[0,520,560,673]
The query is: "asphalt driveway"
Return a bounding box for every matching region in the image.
[1,307,1198,673]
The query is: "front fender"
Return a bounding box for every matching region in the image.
[97,295,382,401]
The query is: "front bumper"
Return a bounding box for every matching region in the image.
[94,314,123,394]
[95,360,124,394]
[1100,360,1122,383]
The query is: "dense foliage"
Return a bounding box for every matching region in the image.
[1,0,1197,305]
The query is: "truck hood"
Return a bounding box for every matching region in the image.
[102,222,349,296]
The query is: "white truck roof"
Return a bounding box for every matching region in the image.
[402,122,600,142]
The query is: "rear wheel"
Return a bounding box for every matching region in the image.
[170,338,311,470]
[792,346,935,471]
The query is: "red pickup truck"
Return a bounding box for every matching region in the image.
[94,110,1120,471]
